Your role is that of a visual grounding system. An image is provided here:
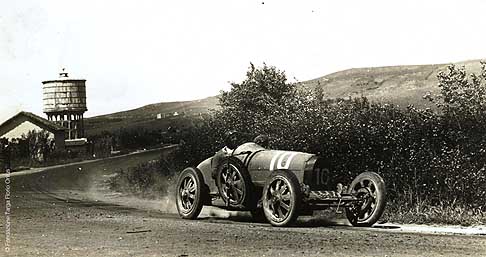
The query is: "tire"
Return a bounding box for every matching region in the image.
[345,172,386,227]
[216,157,253,209]
[176,167,206,219]
[263,170,302,227]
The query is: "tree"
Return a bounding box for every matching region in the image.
[218,63,297,132]
[22,130,54,163]
[435,62,486,129]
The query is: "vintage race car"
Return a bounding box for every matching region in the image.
[175,142,386,227]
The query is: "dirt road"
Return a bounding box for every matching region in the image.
[0,148,485,256]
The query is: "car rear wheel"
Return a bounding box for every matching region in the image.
[216,157,253,209]
[345,172,386,227]
[263,170,302,227]
[176,167,206,219]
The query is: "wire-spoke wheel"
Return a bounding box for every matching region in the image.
[346,172,386,227]
[263,170,301,227]
[216,157,253,208]
[176,167,206,219]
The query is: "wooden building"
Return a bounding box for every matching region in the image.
[0,111,65,150]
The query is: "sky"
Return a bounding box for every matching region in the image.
[1,0,486,123]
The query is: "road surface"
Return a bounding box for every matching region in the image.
[0,147,485,256]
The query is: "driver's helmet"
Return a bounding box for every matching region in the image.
[224,130,238,149]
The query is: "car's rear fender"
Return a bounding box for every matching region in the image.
[196,157,216,193]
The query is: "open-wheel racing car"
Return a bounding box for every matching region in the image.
[175,142,387,227]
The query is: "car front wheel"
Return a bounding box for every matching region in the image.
[345,171,386,227]
[263,170,302,227]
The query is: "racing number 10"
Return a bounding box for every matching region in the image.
[269,151,298,171]
[315,167,329,186]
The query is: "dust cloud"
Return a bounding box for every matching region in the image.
[81,171,250,219]
[81,171,179,214]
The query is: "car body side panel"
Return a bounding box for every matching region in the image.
[197,145,316,195]
[244,150,314,186]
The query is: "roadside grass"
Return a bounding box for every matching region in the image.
[383,199,486,226]
[108,154,180,199]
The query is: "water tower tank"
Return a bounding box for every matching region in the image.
[42,70,87,139]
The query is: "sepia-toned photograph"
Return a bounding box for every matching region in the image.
[1,0,486,256]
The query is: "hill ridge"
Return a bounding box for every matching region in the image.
[85,58,484,134]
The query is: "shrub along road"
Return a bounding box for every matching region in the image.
[0,147,485,256]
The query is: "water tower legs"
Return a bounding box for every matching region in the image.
[46,112,85,140]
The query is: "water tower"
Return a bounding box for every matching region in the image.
[42,69,87,140]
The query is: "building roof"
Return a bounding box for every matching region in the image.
[0,111,65,133]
